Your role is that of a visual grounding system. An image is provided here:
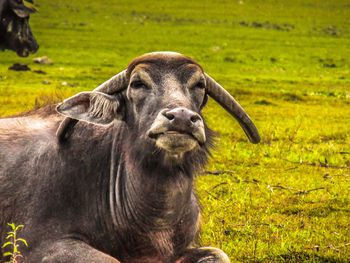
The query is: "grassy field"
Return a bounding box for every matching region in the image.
[1,0,350,262]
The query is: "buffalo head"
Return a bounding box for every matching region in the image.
[0,0,38,57]
[57,52,260,159]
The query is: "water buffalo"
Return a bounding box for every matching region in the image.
[0,52,260,263]
[0,0,38,57]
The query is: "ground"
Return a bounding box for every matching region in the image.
[0,0,349,262]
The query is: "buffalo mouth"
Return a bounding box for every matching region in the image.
[16,42,39,57]
[17,48,30,57]
[148,130,204,153]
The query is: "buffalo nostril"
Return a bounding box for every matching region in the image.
[190,115,201,123]
[163,108,201,124]
[163,111,175,121]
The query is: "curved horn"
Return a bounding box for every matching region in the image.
[56,70,129,143]
[93,69,128,94]
[205,73,261,144]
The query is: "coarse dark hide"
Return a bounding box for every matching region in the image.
[0,0,38,57]
[0,52,260,263]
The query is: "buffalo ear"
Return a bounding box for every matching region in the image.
[56,91,122,125]
[10,0,37,18]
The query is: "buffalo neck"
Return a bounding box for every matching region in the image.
[110,129,195,233]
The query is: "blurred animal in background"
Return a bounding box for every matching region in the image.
[0,0,38,57]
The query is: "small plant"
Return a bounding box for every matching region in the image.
[2,223,28,263]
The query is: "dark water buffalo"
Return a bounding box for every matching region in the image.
[0,52,260,263]
[0,0,38,57]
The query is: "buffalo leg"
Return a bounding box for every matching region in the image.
[29,239,120,263]
[179,247,230,263]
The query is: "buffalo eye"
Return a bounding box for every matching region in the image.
[130,80,149,90]
[192,81,205,90]
[189,81,206,108]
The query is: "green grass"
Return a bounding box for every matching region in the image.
[1,0,350,262]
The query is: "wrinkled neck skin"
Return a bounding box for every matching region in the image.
[110,126,200,229]
[108,123,209,259]
[114,157,193,230]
